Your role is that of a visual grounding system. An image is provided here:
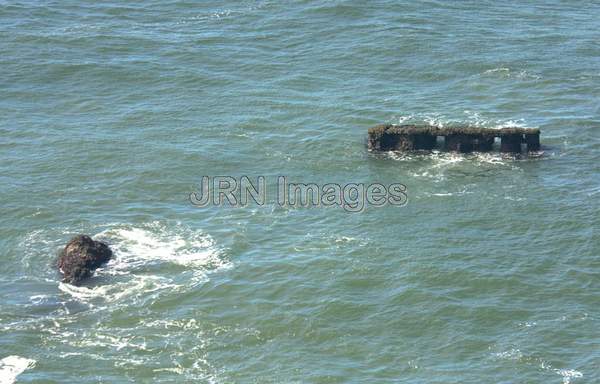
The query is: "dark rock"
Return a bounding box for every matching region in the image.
[57,235,112,285]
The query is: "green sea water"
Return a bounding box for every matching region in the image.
[1,1,599,382]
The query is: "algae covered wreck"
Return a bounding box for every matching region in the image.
[367,124,541,153]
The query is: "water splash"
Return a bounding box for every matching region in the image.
[0,356,36,384]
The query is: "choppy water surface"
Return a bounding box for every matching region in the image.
[1,1,599,382]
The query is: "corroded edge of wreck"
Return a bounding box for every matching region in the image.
[367,124,541,153]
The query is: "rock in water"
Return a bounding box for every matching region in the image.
[58,235,112,285]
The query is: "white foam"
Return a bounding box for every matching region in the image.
[58,275,180,305]
[0,356,36,384]
[535,356,584,384]
[557,369,583,384]
[481,67,541,81]
[429,189,473,197]
[391,145,523,186]
[389,112,534,133]
[76,333,149,352]
[484,67,510,75]
[100,223,225,271]
[29,295,50,304]
[492,119,528,129]
[424,114,448,128]
[143,318,200,331]
[334,236,357,243]
[493,348,523,360]
[503,196,525,201]
[58,222,230,303]
[519,321,537,328]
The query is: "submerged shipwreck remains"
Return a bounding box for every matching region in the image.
[367,124,540,153]
[58,235,112,285]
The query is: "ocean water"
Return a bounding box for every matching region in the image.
[1,1,599,382]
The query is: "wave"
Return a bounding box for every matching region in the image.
[482,67,542,81]
[493,348,583,384]
[58,274,180,305]
[176,1,272,25]
[386,151,521,183]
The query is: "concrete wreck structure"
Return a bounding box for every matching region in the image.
[367,124,541,153]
